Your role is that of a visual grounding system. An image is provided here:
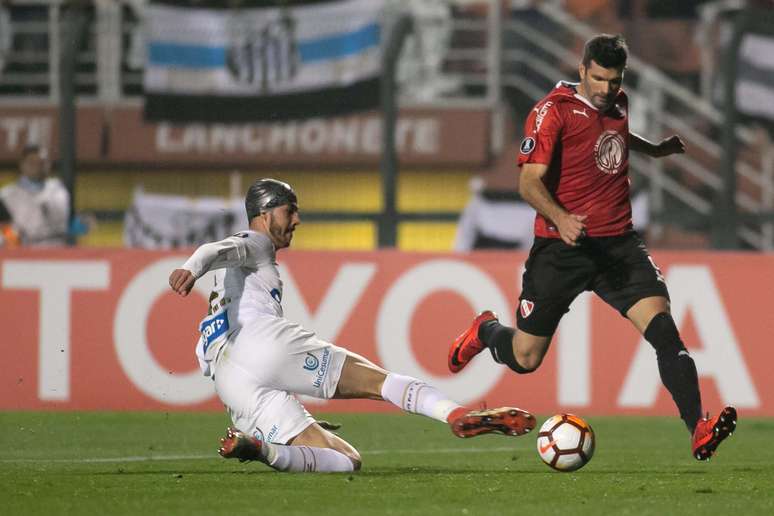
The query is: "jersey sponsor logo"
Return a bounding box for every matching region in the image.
[520,299,535,318]
[593,130,626,175]
[303,352,320,371]
[534,101,553,131]
[199,310,229,354]
[264,425,279,443]
[305,348,332,389]
[520,137,536,155]
[572,108,589,118]
[270,288,282,303]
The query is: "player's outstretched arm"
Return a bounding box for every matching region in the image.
[630,132,685,158]
[169,268,196,296]
[168,235,248,297]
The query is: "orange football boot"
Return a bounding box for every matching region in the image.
[448,310,497,373]
[691,406,737,461]
[218,427,265,463]
[450,407,536,438]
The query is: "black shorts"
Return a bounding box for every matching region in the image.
[517,231,669,337]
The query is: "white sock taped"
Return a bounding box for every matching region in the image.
[380,373,461,423]
[262,442,355,472]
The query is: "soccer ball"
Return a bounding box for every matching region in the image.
[536,414,595,472]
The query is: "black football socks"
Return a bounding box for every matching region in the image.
[644,312,703,432]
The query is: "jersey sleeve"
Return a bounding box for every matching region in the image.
[517,99,564,167]
[180,231,274,278]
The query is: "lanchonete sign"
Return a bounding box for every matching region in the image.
[0,106,490,167]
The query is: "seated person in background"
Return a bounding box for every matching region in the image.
[0,198,20,247]
[455,141,536,251]
[0,144,70,246]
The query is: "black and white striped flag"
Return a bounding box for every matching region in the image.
[736,33,774,123]
[143,0,385,122]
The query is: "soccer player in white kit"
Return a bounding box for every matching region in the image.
[169,179,535,473]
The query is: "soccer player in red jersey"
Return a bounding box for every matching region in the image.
[448,34,736,461]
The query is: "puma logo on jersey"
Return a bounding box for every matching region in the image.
[572,108,589,118]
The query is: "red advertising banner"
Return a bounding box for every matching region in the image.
[0,248,771,416]
[0,105,490,167]
[0,105,105,161]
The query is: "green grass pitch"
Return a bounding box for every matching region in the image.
[1,411,772,515]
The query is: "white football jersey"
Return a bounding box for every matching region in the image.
[180,230,283,376]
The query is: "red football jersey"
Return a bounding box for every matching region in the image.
[517,82,632,238]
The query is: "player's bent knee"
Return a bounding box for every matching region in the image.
[644,312,685,354]
[337,446,362,471]
[513,352,543,373]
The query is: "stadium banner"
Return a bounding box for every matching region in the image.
[736,32,774,123]
[0,105,490,167]
[143,0,385,122]
[729,8,774,124]
[1,248,770,416]
[0,106,106,162]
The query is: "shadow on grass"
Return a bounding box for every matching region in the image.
[89,469,276,476]
[80,463,773,478]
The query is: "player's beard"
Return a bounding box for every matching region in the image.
[269,219,293,249]
[594,94,615,111]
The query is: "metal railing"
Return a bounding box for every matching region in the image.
[430,0,774,249]
[2,0,773,249]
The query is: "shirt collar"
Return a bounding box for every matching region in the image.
[19,175,45,193]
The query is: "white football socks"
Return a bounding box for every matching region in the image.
[380,373,462,423]
[261,442,356,472]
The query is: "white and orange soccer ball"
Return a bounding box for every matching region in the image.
[536,414,595,472]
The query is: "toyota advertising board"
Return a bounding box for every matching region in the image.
[0,249,769,415]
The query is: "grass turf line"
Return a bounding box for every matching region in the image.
[1,412,772,516]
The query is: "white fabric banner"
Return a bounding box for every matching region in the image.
[123,188,246,249]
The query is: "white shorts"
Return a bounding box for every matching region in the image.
[213,315,347,444]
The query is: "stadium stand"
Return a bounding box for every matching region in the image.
[1,0,773,250]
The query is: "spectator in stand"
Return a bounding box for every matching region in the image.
[0,144,70,246]
[564,0,622,33]
[455,142,535,251]
[618,0,703,91]
[0,198,20,247]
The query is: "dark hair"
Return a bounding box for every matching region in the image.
[245,178,297,221]
[582,34,628,69]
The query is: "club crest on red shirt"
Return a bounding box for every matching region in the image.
[520,299,535,318]
[593,130,626,175]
